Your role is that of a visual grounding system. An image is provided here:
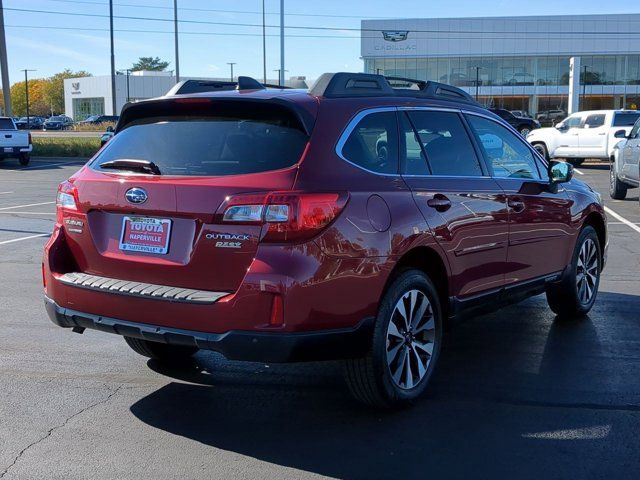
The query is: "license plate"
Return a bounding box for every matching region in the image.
[119,216,172,254]
[3,147,12,153]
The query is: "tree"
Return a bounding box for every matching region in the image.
[131,57,170,72]
[10,79,49,117]
[42,69,92,115]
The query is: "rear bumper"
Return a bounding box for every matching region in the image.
[0,145,32,155]
[45,296,374,363]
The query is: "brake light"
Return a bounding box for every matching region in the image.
[219,192,348,242]
[28,132,32,145]
[56,180,78,223]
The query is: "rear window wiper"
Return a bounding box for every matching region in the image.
[99,159,162,175]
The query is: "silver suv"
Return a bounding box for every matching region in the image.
[610,117,640,201]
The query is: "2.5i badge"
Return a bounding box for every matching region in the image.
[206,232,249,249]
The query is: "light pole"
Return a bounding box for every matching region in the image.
[273,69,288,87]
[262,0,267,84]
[173,0,180,83]
[582,65,590,109]
[21,69,36,127]
[0,0,12,116]
[470,66,483,101]
[109,0,117,115]
[279,0,285,87]
[227,62,236,82]
[118,69,131,102]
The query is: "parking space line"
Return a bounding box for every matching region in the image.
[0,201,55,211]
[574,169,584,175]
[5,160,84,171]
[0,233,50,246]
[0,191,13,195]
[0,211,56,215]
[604,206,640,234]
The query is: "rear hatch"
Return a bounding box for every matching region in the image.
[65,97,314,293]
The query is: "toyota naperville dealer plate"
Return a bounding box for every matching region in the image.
[119,216,172,254]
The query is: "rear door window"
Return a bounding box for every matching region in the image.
[403,110,483,176]
[340,111,399,174]
[0,118,14,129]
[93,111,308,176]
[584,114,606,128]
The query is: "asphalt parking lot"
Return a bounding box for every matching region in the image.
[1,157,639,479]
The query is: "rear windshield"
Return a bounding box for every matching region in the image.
[0,118,14,129]
[613,113,640,127]
[92,113,308,176]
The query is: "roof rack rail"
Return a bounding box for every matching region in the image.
[166,76,290,96]
[309,72,478,104]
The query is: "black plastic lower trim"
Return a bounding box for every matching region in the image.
[45,296,374,363]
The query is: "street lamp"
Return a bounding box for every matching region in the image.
[582,65,590,109]
[227,62,237,82]
[470,66,483,101]
[118,69,131,102]
[20,69,36,127]
[273,69,288,87]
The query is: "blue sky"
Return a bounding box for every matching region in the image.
[3,0,637,83]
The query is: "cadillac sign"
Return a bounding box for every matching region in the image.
[382,31,410,42]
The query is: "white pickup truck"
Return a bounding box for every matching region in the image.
[526,110,640,166]
[0,116,32,166]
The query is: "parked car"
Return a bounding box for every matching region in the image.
[44,73,607,408]
[503,73,535,86]
[610,116,640,200]
[100,126,114,147]
[526,110,640,166]
[0,116,32,165]
[15,116,44,130]
[43,115,74,131]
[536,110,566,124]
[76,115,119,125]
[489,108,540,136]
[510,110,532,118]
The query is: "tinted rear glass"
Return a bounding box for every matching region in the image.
[0,118,14,129]
[613,113,640,127]
[92,114,308,176]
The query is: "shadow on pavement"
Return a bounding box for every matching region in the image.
[130,291,640,479]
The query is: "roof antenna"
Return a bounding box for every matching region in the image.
[237,76,265,91]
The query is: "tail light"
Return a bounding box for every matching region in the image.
[218,192,348,243]
[56,180,78,223]
[28,132,32,145]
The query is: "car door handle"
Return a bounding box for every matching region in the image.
[508,198,526,213]
[426,194,451,212]
[598,132,606,136]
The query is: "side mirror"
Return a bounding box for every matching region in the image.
[549,160,573,184]
[614,129,627,139]
[106,126,114,133]
[556,123,567,131]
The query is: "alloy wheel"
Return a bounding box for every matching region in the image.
[576,238,599,305]
[385,290,436,390]
[520,128,531,136]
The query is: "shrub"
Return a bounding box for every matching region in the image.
[32,137,101,158]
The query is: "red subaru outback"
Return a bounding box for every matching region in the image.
[44,73,607,407]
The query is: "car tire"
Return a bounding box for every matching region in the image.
[609,157,628,200]
[124,336,198,363]
[567,158,585,167]
[532,142,549,160]
[343,269,443,408]
[18,153,30,166]
[546,226,601,318]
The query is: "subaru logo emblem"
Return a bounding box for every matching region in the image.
[125,187,148,204]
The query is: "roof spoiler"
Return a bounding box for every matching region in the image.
[309,72,478,104]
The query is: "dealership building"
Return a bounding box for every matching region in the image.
[63,72,309,120]
[361,14,640,117]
